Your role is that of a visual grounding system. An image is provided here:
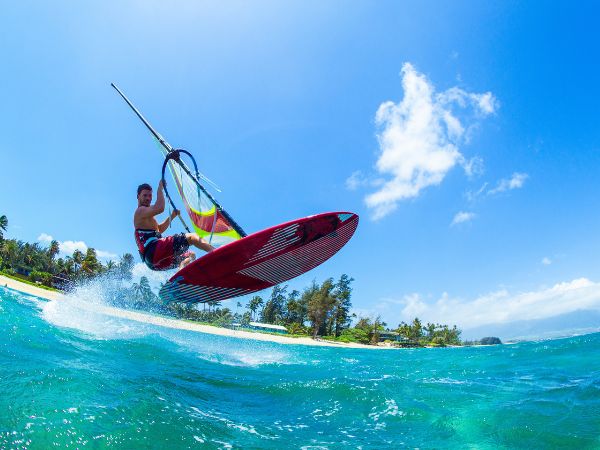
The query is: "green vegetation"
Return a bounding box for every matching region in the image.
[0,270,60,292]
[396,318,462,347]
[0,215,7,241]
[1,213,469,347]
[136,274,461,348]
[0,214,131,289]
[463,337,502,346]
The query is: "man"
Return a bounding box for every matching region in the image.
[134,181,214,270]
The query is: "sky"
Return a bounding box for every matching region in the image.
[1,1,600,334]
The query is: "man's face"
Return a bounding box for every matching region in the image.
[138,189,152,207]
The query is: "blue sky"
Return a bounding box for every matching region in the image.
[2,1,600,332]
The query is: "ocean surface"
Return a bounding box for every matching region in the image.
[1,286,599,449]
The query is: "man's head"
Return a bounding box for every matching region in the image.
[137,183,152,207]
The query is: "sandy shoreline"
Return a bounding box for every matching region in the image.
[0,274,64,301]
[0,274,388,349]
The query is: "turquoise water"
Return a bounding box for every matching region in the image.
[1,286,599,449]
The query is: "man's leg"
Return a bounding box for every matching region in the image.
[185,233,215,253]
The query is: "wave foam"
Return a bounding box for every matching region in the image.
[39,276,295,367]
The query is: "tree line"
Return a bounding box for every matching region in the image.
[1,213,465,347]
[118,272,462,347]
[1,214,138,287]
[242,275,354,338]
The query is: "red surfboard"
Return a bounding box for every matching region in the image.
[159,212,358,304]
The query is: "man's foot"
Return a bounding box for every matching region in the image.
[178,252,196,270]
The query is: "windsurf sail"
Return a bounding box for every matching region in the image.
[161,149,244,246]
[111,83,246,247]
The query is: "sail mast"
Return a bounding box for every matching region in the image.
[111,83,247,238]
[111,83,173,153]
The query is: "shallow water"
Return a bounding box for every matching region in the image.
[1,286,599,449]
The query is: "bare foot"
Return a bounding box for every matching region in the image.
[178,253,196,270]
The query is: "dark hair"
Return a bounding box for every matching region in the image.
[137,183,152,196]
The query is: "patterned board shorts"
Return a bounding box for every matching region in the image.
[144,233,194,271]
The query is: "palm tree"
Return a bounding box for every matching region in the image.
[48,240,60,260]
[118,253,135,280]
[425,322,437,340]
[0,215,7,241]
[138,276,155,306]
[53,258,66,275]
[0,240,18,269]
[131,281,142,307]
[23,243,38,269]
[411,317,423,341]
[81,248,101,277]
[209,300,219,312]
[247,296,263,321]
[105,260,116,272]
[72,250,84,276]
[64,257,76,278]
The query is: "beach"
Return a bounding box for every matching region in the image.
[0,274,63,301]
[0,274,383,349]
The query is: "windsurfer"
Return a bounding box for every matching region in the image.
[134,181,214,271]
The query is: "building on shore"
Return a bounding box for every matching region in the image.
[247,322,288,334]
[378,331,419,347]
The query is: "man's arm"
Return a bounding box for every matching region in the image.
[153,180,166,213]
[158,209,179,233]
[136,180,166,222]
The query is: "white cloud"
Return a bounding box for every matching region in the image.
[451,211,476,226]
[488,172,528,195]
[132,263,171,291]
[37,233,54,243]
[542,257,552,266]
[45,238,117,261]
[475,92,497,115]
[371,278,600,330]
[346,171,368,191]
[464,172,527,208]
[345,170,384,191]
[461,156,484,178]
[96,249,118,260]
[59,240,88,255]
[364,63,497,220]
[465,182,489,202]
